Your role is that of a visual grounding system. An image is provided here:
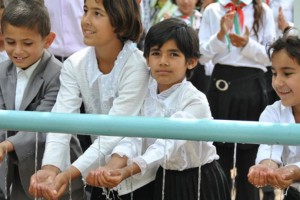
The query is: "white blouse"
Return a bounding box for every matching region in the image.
[42,41,150,176]
[256,101,300,190]
[199,0,276,71]
[111,78,218,179]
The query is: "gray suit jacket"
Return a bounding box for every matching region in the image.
[0,51,85,200]
[0,51,62,199]
[0,51,61,199]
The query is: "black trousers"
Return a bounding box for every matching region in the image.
[284,187,300,200]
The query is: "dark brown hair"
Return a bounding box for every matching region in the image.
[1,0,50,37]
[252,0,263,39]
[89,0,143,43]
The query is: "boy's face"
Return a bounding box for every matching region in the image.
[3,24,50,69]
[271,49,300,109]
[147,39,197,93]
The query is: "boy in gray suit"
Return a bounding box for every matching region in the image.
[0,0,85,199]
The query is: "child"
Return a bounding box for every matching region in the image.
[29,0,149,199]
[199,1,276,199]
[0,0,65,199]
[248,27,300,200]
[86,18,231,200]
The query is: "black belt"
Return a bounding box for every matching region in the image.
[213,72,264,91]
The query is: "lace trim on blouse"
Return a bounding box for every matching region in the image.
[86,41,137,114]
[143,77,187,117]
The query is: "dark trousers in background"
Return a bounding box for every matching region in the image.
[284,187,300,200]
[207,64,268,200]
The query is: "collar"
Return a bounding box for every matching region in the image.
[16,58,41,78]
[87,40,136,88]
[218,0,252,6]
[149,77,187,100]
[280,101,295,123]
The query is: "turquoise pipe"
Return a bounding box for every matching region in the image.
[0,110,298,145]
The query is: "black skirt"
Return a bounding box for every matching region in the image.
[153,161,230,200]
[90,180,154,200]
[284,187,300,200]
[207,64,268,121]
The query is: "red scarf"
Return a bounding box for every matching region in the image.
[225,2,246,29]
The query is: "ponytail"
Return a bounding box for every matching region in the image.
[252,0,263,39]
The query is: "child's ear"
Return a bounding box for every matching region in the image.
[43,32,56,49]
[187,58,198,70]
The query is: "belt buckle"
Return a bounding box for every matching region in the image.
[215,79,229,91]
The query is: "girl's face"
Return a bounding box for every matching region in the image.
[176,0,198,16]
[147,39,197,93]
[271,49,300,109]
[81,0,118,48]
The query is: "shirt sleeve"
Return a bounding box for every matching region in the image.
[133,110,211,176]
[199,6,228,65]
[42,59,83,171]
[255,104,283,165]
[72,136,123,178]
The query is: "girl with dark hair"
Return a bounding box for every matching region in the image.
[29,0,150,199]
[248,27,300,200]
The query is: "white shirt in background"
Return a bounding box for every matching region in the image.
[44,0,86,58]
[199,0,276,71]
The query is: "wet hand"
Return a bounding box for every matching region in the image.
[86,166,124,189]
[29,169,58,200]
[267,166,299,189]
[54,172,70,198]
[248,164,270,188]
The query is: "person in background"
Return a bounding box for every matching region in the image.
[44,0,86,62]
[248,27,300,200]
[199,0,276,200]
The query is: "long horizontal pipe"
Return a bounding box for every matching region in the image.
[0,110,297,145]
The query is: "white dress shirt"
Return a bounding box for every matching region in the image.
[110,78,218,182]
[199,0,276,71]
[44,0,86,57]
[256,100,300,190]
[15,60,40,110]
[42,41,150,178]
